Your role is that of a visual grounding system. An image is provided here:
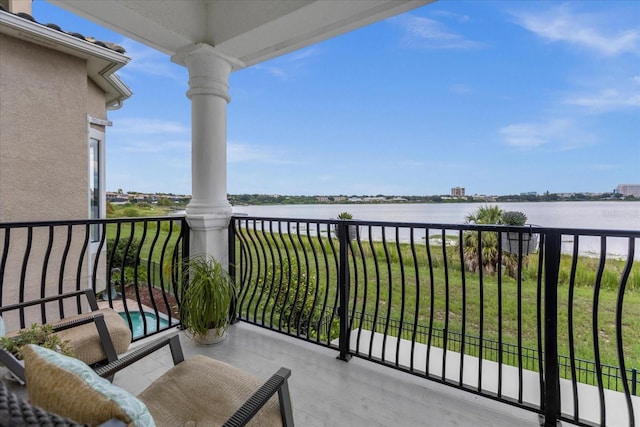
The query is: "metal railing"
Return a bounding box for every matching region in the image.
[230,216,639,427]
[0,217,188,342]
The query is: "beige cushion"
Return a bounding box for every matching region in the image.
[23,344,154,426]
[53,308,132,365]
[138,355,283,427]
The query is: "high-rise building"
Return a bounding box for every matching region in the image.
[615,184,640,197]
[451,187,465,197]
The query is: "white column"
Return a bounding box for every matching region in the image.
[172,44,235,265]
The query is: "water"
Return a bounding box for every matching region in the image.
[119,311,169,339]
[233,201,640,259]
[233,201,640,229]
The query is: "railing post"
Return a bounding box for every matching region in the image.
[543,230,561,426]
[228,216,238,324]
[337,221,352,362]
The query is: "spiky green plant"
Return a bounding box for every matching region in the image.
[501,211,527,226]
[181,255,235,338]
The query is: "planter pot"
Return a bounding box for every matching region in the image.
[333,223,357,240]
[501,231,539,255]
[193,327,227,345]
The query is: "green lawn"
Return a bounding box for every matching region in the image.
[235,228,640,382]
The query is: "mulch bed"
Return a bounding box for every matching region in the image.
[123,284,181,319]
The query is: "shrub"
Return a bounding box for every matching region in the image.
[122,208,140,217]
[108,238,141,268]
[501,211,527,226]
[0,323,74,361]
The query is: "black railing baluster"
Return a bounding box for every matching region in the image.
[568,235,580,421]
[593,237,607,426]
[368,225,380,359]
[543,230,561,427]
[18,226,33,328]
[477,229,484,392]
[425,227,435,377]
[40,226,54,323]
[337,220,351,362]
[616,238,637,427]
[460,229,468,388]
[441,229,449,381]
[395,228,405,368]
[496,230,502,396]
[409,227,420,373]
[536,232,545,412]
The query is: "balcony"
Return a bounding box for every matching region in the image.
[1,216,638,426]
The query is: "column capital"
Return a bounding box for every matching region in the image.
[172,44,241,101]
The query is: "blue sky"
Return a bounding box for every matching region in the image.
[34,1,640,196]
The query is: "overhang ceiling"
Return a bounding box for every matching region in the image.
[49,0,433,69]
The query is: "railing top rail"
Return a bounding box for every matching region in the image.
[0,215,187,228]
[231,215,640,237]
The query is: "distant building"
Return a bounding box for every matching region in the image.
[615,184,640,197]
[451,187,465,198]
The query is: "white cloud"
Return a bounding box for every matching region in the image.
[499,119,595,150]
[117,40,187,82]
[391,15,484,50]
[254,47,320,79]
[511,5,640,56]
[122,140,189,153]
[431,10,471,24]
[112,118,188,135]
[563,75,640,113]
[565,88,640,112]
[228,142,293,164]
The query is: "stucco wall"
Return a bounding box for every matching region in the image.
[0,33,94,222]
[0,33,109,323]
[88,79,107,121]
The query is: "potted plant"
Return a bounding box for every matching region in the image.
[180,255,236,345]
[0,323,74,383]
[334,211,357,240]
[500,211,538,255]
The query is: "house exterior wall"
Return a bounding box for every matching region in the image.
[0,33,91,222]
[0,32,109,324]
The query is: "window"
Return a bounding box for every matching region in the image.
[89,136,101,241]
[88,123,106,246]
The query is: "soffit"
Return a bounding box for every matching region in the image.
[0,10,132,106]
[48,0,433,69]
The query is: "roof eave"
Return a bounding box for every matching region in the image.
[0,11,132,107]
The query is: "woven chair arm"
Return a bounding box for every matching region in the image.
[95,333,184,379]
[223,367,293,427]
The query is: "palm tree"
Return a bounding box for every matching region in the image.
[461,205,503,274]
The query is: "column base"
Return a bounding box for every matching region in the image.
[186,208,232,267]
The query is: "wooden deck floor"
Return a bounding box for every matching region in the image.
[113,322,540,427]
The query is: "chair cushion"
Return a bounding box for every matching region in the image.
[53,307,132,365]
[138,355,283,426]
[23,344,155,427]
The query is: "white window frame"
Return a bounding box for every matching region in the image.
[88,117,110,256]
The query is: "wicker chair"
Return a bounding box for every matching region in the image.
[0,288,131,384]
[16,333,294,426]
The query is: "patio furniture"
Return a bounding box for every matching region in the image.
[0,288,132,384]
[19,333,294,426]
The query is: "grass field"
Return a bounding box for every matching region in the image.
[234,226,640,381]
